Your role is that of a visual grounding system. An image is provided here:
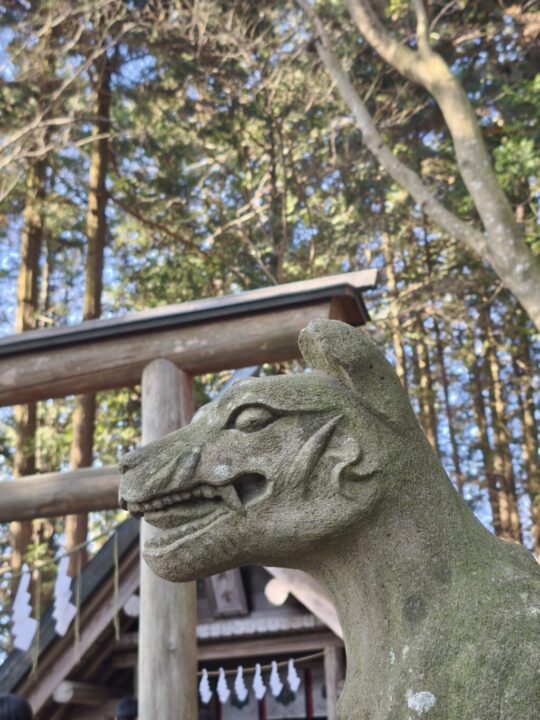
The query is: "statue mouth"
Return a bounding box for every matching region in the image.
[121,472,270,546]
[144,505,230,557]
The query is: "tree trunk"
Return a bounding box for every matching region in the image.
[513,315,540,555]
[483,311,522,543]
[419,229,463,493]
[412,315,440,454]
[66,54,111,574]
[470,351,501,535]
[267,106,287,284]
[380,233,407,390]
[38,229,54,325]
[433,318,465,495]
[10,160,46,584]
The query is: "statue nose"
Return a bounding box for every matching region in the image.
[119,442,203,509]
[118,445,147,473]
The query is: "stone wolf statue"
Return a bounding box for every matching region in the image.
[120,320,540,719]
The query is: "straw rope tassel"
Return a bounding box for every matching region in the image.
[113,532,120,641]
[74,552,81,653]
[31,569,41,675]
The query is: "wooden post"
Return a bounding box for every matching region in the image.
[139,359,197,720]
[324,646,344,720]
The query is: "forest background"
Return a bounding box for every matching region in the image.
[0,0,538,658]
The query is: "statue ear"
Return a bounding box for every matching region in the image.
[327,432,380,499]
[298,319,413,428]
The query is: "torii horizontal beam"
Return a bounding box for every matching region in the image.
[0,270,376,406]
[0,466,120,522]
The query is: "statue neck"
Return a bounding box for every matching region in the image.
[300,461,496,718]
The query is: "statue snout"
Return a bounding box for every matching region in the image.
[118,440,202,514]
[118,444,148,474]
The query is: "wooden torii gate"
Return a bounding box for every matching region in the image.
[0,270,375,720]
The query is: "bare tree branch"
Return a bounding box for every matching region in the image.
[344,0,424,82]
[0,2,135,188]
[411,0,431,53]
[299,0,540,329]
[296,0,486,255]
[109,195,207,258]
[204,204,271,246]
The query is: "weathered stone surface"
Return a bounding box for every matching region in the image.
[120,320,540,719]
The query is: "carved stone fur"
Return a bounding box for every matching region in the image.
[120,320,540,719]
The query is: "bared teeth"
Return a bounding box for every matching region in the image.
[216,484,245,514]
[127,483,245,515]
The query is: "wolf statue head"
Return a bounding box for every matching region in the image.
[119,319,430,582]
[119,319,540,719]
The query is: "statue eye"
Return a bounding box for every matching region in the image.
[231,406,276,433]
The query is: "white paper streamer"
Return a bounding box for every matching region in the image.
[52,556,77,636]
[199,669,213,704]
[252,663,266,700]
[234,665,249,703]
[11,567,38,652]
[287,658,301,692]
[217,667,231,704]
[269,660,284,697]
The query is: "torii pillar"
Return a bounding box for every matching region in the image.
[139,359,197,719]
